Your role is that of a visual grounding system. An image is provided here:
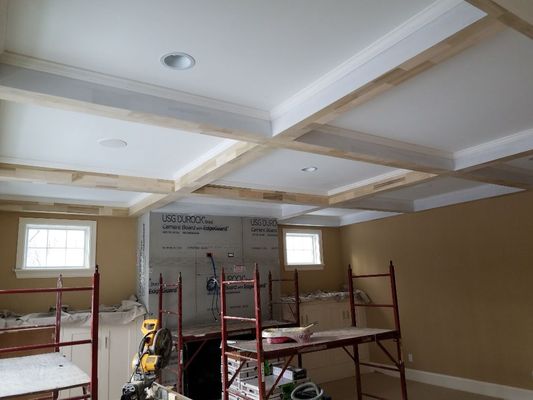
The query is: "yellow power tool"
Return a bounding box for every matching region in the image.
[121,319,173,400]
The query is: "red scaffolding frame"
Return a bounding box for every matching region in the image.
[156,268,300,395]
[0,267,100,400]
[220,261,408,400]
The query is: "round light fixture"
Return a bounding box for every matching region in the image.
[161,52,196,70]
[97,138,128,148]
[301,166,318,172]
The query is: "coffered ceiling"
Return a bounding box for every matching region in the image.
[0,0,531,225]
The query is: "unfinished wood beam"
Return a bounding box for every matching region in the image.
[193,184,329,206]
[0,163,174,194]
[466,0,533,39]
[329,171,436,206]
[128,143,270,216]
[274,16,505,141]
[458,164,533,189]
[0,198,129,217]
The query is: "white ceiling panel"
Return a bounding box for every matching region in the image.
[0,181,146,205]
[331,29,533,152]
[0,101,230,179]
[5,0,434,110]
[215,149,398,195]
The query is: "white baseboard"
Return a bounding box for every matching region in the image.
[367,363,533,400]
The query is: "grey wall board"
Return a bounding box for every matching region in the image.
[137,213,281,328]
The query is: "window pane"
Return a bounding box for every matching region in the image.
[47,249,66,266]
[285,231,321,265]
[66,249,85,267]
[67,230,86,249]
[27,229,48,248]
[26,248,46,267]
[48,229,67,248]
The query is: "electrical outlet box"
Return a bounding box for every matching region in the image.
[408,353,413,363]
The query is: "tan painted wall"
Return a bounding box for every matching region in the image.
[340,190,533,390]
[0,212,137,314]
[279,225,344,294]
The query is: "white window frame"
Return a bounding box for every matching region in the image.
[15,218,97,278]
[283,228,324,271]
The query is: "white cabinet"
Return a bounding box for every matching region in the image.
[283,298,369,384]
[59,317,144,400]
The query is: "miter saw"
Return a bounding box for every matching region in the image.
[121,319,174,400]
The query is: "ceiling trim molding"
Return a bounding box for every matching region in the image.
[278,214,342,227]
[328,170,410,196]
[270,1,491,137]
[459,164,533,189]
[0,197,129,217]
[270,0,465,120]
[0,51,270,121]
[340,210,401,227]
[413,182,522,211]
[465,0,533,39]
[192,184,329,206]
[453,128,533,171]
[0,162,174,194]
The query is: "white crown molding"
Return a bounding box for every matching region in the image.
[453,128,533,171]
[0,51,271,121]
[271,0,485,135]
[369,363,533,400]
[270,0,465,120]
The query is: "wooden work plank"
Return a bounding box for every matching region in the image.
[193,184,329,206]
[0,352,89,398]
[0,162,174,194]
[229,327,396,358]
[0,198,129,217]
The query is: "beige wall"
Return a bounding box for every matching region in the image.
[340,190,533,390]
[0,212,137,314]
[279,225,344,294]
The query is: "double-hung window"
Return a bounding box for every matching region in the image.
[16,218,97,278]
[283,229,324,270]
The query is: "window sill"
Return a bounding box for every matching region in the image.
[284,264,324,271]
[14,268,95,279]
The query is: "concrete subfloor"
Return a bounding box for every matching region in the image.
[320,373,502,400]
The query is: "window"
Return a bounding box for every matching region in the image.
[16,218,96,278]
[283,229,323,270]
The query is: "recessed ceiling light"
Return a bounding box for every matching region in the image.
[97,138,128,148]
[161,52,196,70]
[301,166,318,172]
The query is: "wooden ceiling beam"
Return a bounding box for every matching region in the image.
[329,171,436,206]
[193,184,329,206]
[0,198,129,217]
[0,163,175,194]
[458,164,533,189]
[466,0,533,39]
[128,143,270,216]
[273,16,505,142]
